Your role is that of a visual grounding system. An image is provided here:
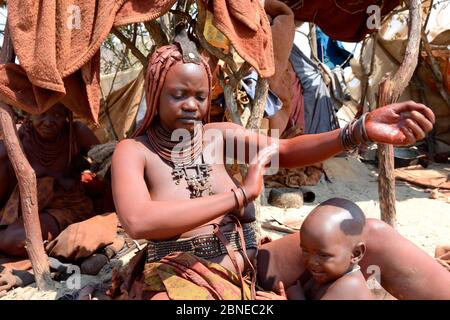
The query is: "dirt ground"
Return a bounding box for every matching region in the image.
[2,157,449,300]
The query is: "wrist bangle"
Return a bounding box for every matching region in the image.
[340,119,358,151]
[340,113,373,151]
[353,113,372,146]
[231,188,244,210]
[238,185,249,207]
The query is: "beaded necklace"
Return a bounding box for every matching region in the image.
[29,124,68,168]
[147,122,212,198]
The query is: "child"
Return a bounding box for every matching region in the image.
[256,198,373,300]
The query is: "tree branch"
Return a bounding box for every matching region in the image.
[111,27,148,67]
[0,23,54,290]
[377,0,422,227]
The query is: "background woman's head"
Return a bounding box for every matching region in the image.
[29,103,68,141]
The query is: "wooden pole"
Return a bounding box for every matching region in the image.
[377,0,422,227]
[0,23,54,290]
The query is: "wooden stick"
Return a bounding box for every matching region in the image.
[246,77,269,130]
[377,0,422,227]
[261,222,295,234]
[0,23,53,290]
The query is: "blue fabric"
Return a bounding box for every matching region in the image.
[241,70,283,118]
[316,27,353,69]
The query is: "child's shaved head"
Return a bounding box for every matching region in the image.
[300,198,367,284]
[304,197,366,238]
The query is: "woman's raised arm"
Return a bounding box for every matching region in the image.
[213,101,435,169]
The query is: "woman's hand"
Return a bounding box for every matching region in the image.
[0,269,17,298]
[243,143,279,202]
[256,281,288,300]
[365,101,435,146]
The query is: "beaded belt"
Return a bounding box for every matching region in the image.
[146,223,257,263]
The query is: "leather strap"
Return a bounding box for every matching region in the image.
[213,223,247,300]
[229,215,257,299]
[213,215,257,300]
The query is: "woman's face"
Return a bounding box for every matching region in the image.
[158,62,209,132]
[30,104,67,141]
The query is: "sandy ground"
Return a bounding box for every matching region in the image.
[1,157,449,300]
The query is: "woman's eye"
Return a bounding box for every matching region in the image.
[196,96,207,102]
[172,94,184,99]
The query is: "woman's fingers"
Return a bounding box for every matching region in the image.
[399,127,416,145]
[394,101,435,124]
[255,290,284,300]
[255,291,275,300]
[401,110,434,135]
[403,118,426,141]
[257,143,279,166]
[277,281,287,298]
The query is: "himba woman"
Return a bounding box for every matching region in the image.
[0,103,100,257]
[109,36,450,299]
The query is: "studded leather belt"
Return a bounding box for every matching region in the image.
[146,223,257,263]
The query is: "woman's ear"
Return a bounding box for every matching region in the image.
[351,242,366,264]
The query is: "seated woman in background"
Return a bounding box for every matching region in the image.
[0,103,100,257]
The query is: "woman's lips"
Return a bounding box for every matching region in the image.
[179,118,198,123]
[39,128,57,135]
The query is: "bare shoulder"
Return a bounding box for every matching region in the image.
[322,272,373,300]
[204,122,253,142]
[73,121,100,150]
[114,137,144,156]
[112,136,151,166]
[205,121,244,133]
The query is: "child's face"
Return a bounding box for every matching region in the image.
[300,226,354,284]
[158,62,209,132]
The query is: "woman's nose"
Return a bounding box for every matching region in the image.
[181,97,198,112]
[42,116,55,127]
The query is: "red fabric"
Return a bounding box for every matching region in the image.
[206,0,274,78]
[289,64,304,132]
[283,0,400,42]
[266,0,296,123]
[0,0,177,124]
